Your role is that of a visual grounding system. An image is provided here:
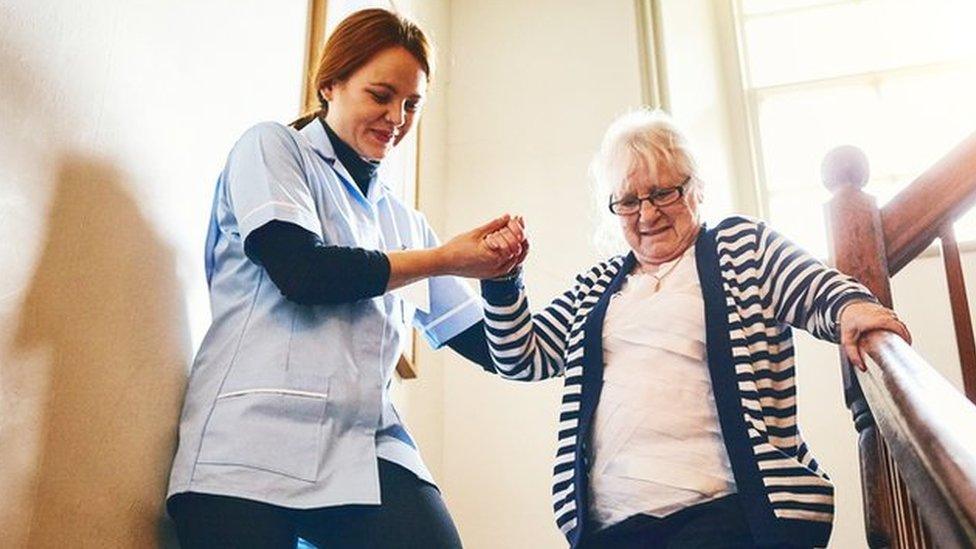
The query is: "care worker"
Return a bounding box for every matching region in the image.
[165,9,523,548]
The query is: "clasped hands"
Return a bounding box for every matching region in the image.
[437,214,529,280]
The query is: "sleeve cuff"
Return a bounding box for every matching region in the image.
[420,296,483,349]
[238,201,322,242]
[480,273,524,306]
[830,291,880,341]
[365,251,392,297]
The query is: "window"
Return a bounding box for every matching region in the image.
[733,0,976,257]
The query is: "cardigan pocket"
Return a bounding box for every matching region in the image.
[197,383,330,482]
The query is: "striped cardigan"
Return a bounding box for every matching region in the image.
[480,216,876,548]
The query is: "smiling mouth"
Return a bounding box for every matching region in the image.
[371,130,396,144]
[640,226,671,237]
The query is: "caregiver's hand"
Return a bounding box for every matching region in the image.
[436,214,525,279]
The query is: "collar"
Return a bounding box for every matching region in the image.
[322,120,379,190]
[298,118,386,206]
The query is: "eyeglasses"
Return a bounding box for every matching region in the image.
[608,177,691,215]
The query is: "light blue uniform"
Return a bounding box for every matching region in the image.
[167,120,481,508]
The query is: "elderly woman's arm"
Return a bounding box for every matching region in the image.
[479,269,583,382]
[753,219,874,336]
[752,219,909,365]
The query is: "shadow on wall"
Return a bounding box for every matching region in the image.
[12,155,188,547]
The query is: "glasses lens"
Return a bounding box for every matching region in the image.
[652,188,681,206]
[612,197,640,214]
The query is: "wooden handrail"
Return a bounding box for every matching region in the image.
[823,140,976,547]
[857,331,976,548]
[881,131,976,275]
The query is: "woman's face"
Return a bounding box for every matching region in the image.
[615,154,701,267]
[322,46,426,160]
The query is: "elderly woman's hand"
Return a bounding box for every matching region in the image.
[485,216,524,255]
[839,301,913,371]
[436,215,526,279]
[485,216,529,274]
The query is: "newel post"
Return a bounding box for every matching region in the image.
[822,146,896,547]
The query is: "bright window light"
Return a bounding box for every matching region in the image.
[736,0,976,257]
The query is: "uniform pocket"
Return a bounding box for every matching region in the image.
[197,385,329,482]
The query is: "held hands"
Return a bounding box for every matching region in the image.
[839,301,913,371]
[437,214,529,279]
[484,215,528,272]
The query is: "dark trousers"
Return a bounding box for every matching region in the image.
[168,459,462,549]
[579,494,777,549]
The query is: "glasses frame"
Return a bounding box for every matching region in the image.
[608,176,692,215]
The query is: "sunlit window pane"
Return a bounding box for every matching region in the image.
[758,85,881,191]
[757,67,976,193]
[768,184,976,260]
[738,0,976,257]
[743,0,976,88]
[877,68,976,177]
[767,188,833,258]
[742,0,845,16]
[955,210,976,242]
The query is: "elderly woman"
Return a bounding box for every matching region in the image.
[477,110,910,549]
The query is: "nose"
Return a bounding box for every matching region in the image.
[637,198,660,222]
[386,102,406,127]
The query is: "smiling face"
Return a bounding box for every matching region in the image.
[321,46,427,160]
[615,152,701,267]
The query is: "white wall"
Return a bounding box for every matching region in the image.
[434,1,643,547]
[0,2,306,546]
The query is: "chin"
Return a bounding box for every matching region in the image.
[359,148,383,161]
[369,143,394,160]
[640,245,679,263]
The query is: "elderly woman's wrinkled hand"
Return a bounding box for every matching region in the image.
[485,216,525,254]
[839,301,913,371]
[484,216,529,273]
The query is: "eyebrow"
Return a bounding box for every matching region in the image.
[617,182,680,198]
[369,82,423,100]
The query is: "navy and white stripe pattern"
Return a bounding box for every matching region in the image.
[480,216,876,548]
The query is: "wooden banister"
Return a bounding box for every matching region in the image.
[824,138,976,547]
[940,226,976,403]
[881,131,976,275]
[858,331,976,548]
[823,145,897,546]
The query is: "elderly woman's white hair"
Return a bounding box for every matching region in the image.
[589,108,701,254]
